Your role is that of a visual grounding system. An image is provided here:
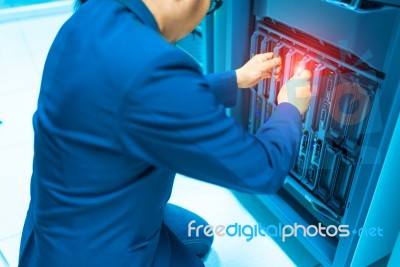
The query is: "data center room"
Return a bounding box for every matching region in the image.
[1,0,400,266]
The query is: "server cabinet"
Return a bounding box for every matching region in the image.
[216,0,400,266]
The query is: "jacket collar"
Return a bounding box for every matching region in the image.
[117,0,159,32]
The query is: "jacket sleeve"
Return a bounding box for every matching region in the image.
[119,50,302,194]
[204,71,238,108]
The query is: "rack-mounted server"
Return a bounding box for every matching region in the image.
[249,20,377,222]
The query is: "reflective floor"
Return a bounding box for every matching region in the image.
[0,6,319,267]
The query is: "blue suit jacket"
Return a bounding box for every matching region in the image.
[19,0,302,266]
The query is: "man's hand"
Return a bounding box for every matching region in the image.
[277,70,312,115]
[235,53,281,89]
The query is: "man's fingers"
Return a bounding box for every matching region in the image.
[263,57,281,70]
[287,69,312,88]
[259,52,275,62]
[275,65,282,75]
[286,77,310,90]
[297,69,312,80]
[260,59,281,80]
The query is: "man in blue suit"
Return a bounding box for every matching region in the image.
[19,0,311,266]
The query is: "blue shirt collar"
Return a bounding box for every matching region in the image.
[117,0,159,32]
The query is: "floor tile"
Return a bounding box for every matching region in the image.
[0,141,33,240]
[0,90,38,149]
[0,21,39,94]
[0,234,22,267]
[18,12,72,74]
[169,175,318,267]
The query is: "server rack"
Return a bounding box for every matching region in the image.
[213,0,400,266]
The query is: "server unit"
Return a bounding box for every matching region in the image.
[212,0,400,266]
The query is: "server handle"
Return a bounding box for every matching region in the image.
[304,194,341,223]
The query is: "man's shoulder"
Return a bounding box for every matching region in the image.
[50,1,202,87]
[69,0,200,68]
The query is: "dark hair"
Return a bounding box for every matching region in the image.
[74,0,87,9]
